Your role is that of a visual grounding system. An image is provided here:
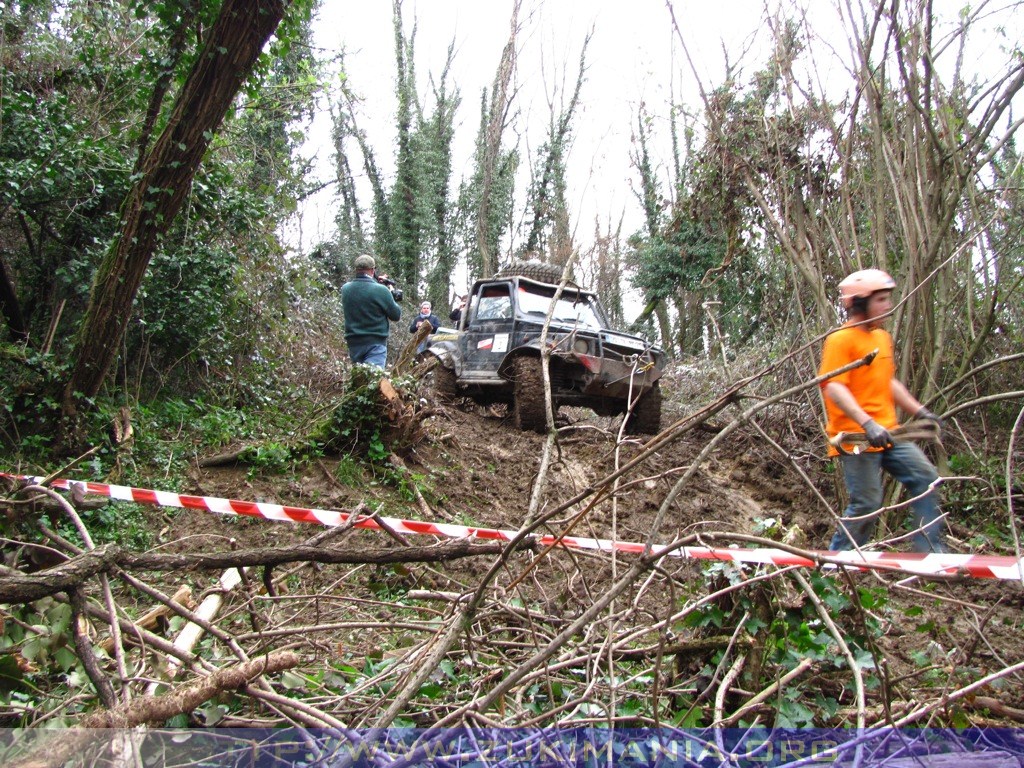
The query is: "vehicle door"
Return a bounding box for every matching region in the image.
[460,282,514,381]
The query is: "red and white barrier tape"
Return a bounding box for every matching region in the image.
[4,473,1023,581]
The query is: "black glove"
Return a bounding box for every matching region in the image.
[861,419,893,448]
[916,407,944,437]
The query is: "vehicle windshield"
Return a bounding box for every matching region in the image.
[516,286,604,330]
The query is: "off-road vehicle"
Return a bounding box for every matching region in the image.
[426,262,664,433]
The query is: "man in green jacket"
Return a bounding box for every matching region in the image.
[340,254,402,368]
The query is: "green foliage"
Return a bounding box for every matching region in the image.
[132,238,240,371]
[241,442,295,477]
[626,98,773,356]
[629,220,727,302]
[0,67,130,342]
[0,598,85,728]
[774,692,817,729]
[334,455,365,487]
[251,0,321,108]
[365,461,437,507]
[125,399,248,487]
[681,565,891,727]
[70,502,152,551]
[418,76,461,306]
[313,368,419,460]
[142,398,252,449]
[52,395,273,495]
[1,0,324,444]
[946,453,1015,548]
[0,348,65,460]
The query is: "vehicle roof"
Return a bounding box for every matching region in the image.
[471,275,593,297]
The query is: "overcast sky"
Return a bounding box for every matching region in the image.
[287,0,1020,279]
[288,0,782,255]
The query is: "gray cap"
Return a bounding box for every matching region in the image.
[354,254,376,271]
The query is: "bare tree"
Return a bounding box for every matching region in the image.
[474,0,521,278]
[671,0,1024,399]
[523,32,591,266]
[843,0,1024,400]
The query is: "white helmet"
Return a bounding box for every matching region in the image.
[838,269,895,309]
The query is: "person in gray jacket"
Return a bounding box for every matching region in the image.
[340,254,402,368]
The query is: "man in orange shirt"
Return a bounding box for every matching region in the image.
[819,269,946,552]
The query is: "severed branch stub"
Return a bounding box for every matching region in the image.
[99,584,194,654]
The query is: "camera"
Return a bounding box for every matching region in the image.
[376,274,403,302]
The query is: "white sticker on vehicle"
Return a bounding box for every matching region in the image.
[493,334,509,353]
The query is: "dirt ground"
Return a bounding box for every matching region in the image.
[183,371,829,551]
[158,362,1024,728]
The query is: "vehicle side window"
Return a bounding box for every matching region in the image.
[475,288,512,320]
[463,296,477,326]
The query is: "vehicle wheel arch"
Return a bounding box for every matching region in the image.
[426,342,461,376]
[496,344,543,381]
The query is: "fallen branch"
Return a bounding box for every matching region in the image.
[99,584,194,655]
[712,657,814,727]
[196,448,247,467]
[14,652,300,768]
[393,322,432,375]
[611,635,753,660]
[971,695,1024,723]
[0,541,510,603]
[870,754,1017,768]
[160,568,243,685]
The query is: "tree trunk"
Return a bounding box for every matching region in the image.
[655,301,674,357]
[0,254,28,344]
[62,0,287,414]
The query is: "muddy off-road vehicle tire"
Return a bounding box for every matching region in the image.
[494,260,576,287]
[623,381,662,436]
[433,363,459,403]
[511,356,548,432]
